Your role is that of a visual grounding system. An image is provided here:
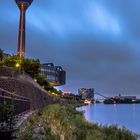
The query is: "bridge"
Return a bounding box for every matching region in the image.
[95,92,108,99]
[94,92,115,102]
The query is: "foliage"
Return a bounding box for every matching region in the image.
[47,87,62,96]
[2,55,63,97]
[36,74,50,87]
[18,112,59,140]
[22,58,41,78]
[44,104,103,140]
[18,104,137,140]
[36,74,62,96]
[62,94,81,101]
[0,48,3,61]
[2,55,20,68]
[100,125,137,140]
[2,56,41,78]
[0,101,16,130]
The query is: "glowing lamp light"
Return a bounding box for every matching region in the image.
[16,63,20,67]
[84,100,92,105]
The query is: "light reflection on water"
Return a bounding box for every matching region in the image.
[77,104,140,134]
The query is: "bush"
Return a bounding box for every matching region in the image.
[2,56,41,79]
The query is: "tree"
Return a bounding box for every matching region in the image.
[22,58,41,78]
[0,48,3,61]
[2,56,41,79]
[2,55,22,68]
[36,74,47,86]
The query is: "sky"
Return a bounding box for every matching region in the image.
[1,0,140,97]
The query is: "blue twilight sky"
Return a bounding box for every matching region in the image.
[1,0,140,96]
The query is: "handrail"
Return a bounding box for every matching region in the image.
[0,88,30,101]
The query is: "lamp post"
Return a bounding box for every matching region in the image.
[15,0,33,58]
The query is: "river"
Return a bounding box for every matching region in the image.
[77,104,140,134]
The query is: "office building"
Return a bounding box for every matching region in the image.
[78,88,94,99]
[41,63,66,86]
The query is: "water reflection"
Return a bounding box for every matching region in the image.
[77,104,140,133]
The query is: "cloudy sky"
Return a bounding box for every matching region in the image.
[1,0,140,97]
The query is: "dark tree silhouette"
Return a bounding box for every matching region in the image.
[0,48,3,61]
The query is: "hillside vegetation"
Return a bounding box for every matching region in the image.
[18,104,137,140]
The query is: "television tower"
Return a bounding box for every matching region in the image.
[15,0,33,58]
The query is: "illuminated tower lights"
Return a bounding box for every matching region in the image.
[15,0,33,58]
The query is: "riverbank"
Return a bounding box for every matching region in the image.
[77,104,140,134]
[18,104,137,140]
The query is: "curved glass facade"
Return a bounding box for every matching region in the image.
[41,63,66,86]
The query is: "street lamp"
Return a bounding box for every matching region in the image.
[16,63,20,68]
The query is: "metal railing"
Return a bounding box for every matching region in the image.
[0,88,30,123]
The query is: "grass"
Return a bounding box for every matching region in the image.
[18,104,137,140]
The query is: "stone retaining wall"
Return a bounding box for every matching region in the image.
[0,66,55,110]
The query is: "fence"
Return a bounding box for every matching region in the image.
[0,88,30,122]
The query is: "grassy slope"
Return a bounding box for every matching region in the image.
[18,104,137,140]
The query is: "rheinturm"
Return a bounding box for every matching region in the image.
[15,0,33,58]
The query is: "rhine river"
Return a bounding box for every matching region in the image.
[77,104,140,134]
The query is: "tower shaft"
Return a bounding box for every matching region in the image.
[17,3,29,58]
